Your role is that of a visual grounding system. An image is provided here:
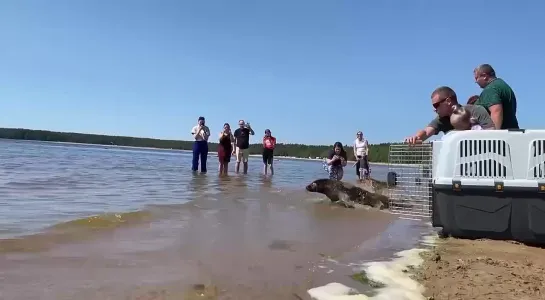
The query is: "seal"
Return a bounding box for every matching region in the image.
[305,179,389,209]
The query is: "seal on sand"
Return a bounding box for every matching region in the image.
[305,179,389,209]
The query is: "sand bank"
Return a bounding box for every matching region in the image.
[415,237,545,300]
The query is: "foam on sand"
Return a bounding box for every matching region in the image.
[307,235,437,300]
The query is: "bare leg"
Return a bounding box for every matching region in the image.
[243,162,248,174]
[263,164,268,175]
[223,163,229,175]
[219,163,223,174]
[235,162,240,173]
[270,164,274,175]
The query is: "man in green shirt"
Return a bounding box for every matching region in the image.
[474,64,519,129]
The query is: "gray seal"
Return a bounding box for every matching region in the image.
[305,179,389,209]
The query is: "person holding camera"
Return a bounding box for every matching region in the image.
[233,120,255,174]
[262,129,276,175]
[217,123,235,175]
[190,116,210,173]
[325,142,348,180]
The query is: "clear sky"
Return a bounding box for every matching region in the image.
[1,1,543,145]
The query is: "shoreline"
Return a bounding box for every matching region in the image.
[414,237,545,300]
[307,233,437,300]
[307,233,545,300]
[7,139,412,167]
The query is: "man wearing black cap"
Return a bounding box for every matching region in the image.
[191,116,211,173]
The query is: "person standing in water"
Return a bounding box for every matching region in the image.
[218,123,235,175]
[233,120,255,174]
[262,129,276,175]
[325,142,348,180]
[190,116,210,173]
[353,131,370,181]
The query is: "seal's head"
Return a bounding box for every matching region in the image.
[306,181,318,192]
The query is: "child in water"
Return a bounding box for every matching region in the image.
[450,106,483,131]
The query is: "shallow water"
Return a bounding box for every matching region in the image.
[0,139,431,299]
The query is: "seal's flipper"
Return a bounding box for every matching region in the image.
[337,193,356,209]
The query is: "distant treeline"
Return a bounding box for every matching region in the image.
[0,128,395,163]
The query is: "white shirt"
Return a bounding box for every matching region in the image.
[354,138,368,157]
[191,125,210,141]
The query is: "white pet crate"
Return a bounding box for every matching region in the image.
[388,129,545,244]
[433,129,545,185]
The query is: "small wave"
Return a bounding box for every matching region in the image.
[51,210,153,230]
[307,234,438,300]
[0,210,154,253]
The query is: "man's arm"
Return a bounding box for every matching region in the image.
[405,126,436,144]
[489,104,503,130]
[414,118,442,142]
[233,130,239,146]
[364,140,369,156]
[418,127,437,140]
[249,128,255,135]
[191,126,196,135]
[353,143,357,157]
[478,89,503,129]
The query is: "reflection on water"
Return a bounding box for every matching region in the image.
[0,139,431,300]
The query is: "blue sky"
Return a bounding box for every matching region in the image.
[1,1,543,145]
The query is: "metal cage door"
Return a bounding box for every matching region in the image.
[386,143,433,221]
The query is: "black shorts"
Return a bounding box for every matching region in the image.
[356,155,369,170]
[262,148,274,165]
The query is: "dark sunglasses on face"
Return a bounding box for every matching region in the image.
[433,97,449,109]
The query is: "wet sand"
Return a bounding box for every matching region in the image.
[0,186,430,300]
[415,237,545,300]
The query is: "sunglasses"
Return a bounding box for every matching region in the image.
[433,97,449,109]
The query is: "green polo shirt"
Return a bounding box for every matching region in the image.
[475,78,519,129]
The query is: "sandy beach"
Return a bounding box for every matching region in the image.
[415,237,545,300]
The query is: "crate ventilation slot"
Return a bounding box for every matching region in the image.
[458,139,508,178]
[531,140,545,179]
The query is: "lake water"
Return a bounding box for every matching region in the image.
[0,139,431,300]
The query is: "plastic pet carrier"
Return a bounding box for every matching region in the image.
[431,129,545,244]
[386,129,545,244]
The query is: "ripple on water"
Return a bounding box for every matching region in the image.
[0,140,432,299]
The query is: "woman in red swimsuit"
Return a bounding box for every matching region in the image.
[218,123,235,175]
[262,129,276,175]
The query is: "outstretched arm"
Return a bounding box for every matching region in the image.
[405,126,436,144]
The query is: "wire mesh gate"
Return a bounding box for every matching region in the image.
[386,143,433,221]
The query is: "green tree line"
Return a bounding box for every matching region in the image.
[0,127,395,163]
